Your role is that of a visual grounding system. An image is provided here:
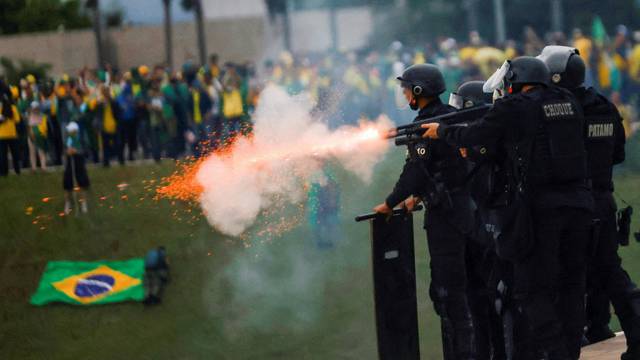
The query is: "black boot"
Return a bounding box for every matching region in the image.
[585,324,616,344]
[613,289,640,360]
[622,343,640,360]
[432,287,478,360]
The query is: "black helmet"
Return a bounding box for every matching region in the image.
[537,45,585,88]
[449,81,492,109]
[397,64,446,97]
[505,56,550,87]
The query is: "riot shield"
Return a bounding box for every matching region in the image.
[355,206,422,360]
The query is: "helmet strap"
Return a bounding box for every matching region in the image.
[409,97,419,111]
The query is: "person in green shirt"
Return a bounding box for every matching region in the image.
[148,81,170,163]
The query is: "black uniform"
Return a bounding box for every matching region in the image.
[437,86,592,359]
[450,81,508,359]
[386,98,477,360]
[576,87,640,350]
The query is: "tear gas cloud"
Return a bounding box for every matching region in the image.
[195,85,391,236]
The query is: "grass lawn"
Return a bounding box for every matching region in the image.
[1,150,639,360]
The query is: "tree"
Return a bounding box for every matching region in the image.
[181,0,207,66]
[162,0,174,70]
[86,0,104,69]
[0,0,92,35]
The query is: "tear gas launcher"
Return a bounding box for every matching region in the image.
[385,104,492,146]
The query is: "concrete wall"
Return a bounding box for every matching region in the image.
[202,0,266,19]
[109,17,266,70]
[290,9,332,53]
[0,5,374,77]
[287,6,374,53]
[335,7,372,51]
[0,17,265,76]
[0,30,96,76]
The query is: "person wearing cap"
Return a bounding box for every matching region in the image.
[374,63,477,359]
[62,121,90,214]
[421,57,592,359]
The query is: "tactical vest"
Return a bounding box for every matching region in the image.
[582,95,620,191]
[411,113,469,189]
[528,96,587,186]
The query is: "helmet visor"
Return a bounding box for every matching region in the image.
[448,92,464,109]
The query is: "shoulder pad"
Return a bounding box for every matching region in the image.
[433,104,457,116]
[493,94,523,108]
[582,88,618,117]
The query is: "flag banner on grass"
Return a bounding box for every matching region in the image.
[30,259,145,306]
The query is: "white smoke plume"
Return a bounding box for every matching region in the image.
[195,85,391,236]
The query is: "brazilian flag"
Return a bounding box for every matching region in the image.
[30,259,145,306]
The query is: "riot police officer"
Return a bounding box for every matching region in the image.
[421,57,592,359]
[373,63,477,359]
[539,46,640,360]
[450,81,508,360]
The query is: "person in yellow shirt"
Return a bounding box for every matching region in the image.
[0,100,22,176]
[572,28,595,86]
[220,65,245,145]
[97,85,123,167]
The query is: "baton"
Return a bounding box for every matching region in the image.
[355,204,424,222]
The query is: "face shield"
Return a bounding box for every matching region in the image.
[483,60,511,100]
[448,92,464,109]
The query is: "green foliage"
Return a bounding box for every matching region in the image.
[0,57,51,85]
[0,0,92,35]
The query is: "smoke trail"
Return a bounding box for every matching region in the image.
[195,85,391,236]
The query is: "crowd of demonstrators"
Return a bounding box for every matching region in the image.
[0,54,258,178]
[2,24,640,179]
[262,26,640,136]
